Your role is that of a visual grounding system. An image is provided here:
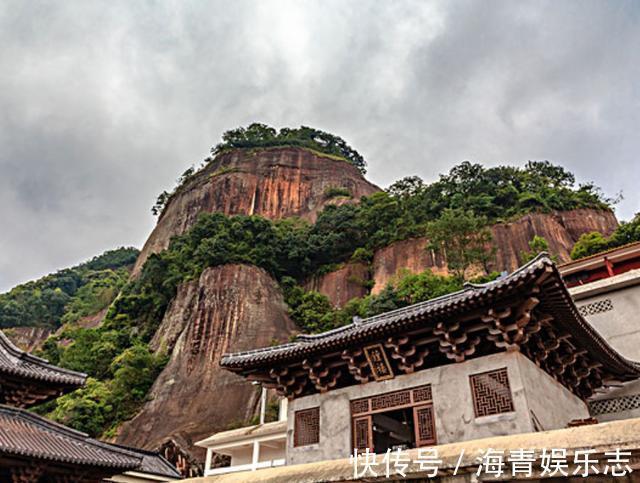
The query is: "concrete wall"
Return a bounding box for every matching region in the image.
[570,271,640,421]
[516,352,589,430]
[286,351,587,465]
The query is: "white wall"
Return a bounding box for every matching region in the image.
[286,351,587,465]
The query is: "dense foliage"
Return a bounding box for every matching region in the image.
[39,341,166,438]
[571,213,640,260]
[0,247,138,329]
[282,269,479,333]
[385,161,611,235]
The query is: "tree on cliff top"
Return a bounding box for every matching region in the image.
[211,123,367,174]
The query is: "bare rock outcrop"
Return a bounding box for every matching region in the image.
[371,239,448,295]
[491,209,617,271]
[133,147,380,275]
[304,262,371,308]
[116,264,297,454]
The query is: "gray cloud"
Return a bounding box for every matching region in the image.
[1,0,639,291]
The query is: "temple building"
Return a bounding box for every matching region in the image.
[560,241,640,422]
[0,330,181,483]
[214,254,640,468]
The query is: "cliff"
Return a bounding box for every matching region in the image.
[116,264,297,455]
[303,262,371,308]
[133,147,380,275]
[309,208,618,301]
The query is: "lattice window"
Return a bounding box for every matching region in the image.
[589,394,640,416]
[370,389,411,411]
[413,385,432,403]
[294,408,320,446]
[414,404,437,446]
[578,299,613,317]
[470,368,514,418]
[353,416,372,451]
[350,398,370,415]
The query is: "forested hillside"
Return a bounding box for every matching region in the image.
[0,247,138,329]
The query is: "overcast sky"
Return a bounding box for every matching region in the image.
[1,0,639,292]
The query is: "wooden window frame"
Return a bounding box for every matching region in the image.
[294,407,320,447]
[469,367,515,418]
[350,384,436,451]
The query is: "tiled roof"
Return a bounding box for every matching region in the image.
[558,240,640,269]
[0,330,86,387]
[0,404,140,469]
[196,420,287,448]
[220,254,640,379]
[107,443,182,478]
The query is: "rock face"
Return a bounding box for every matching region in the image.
[371,239,448,295]
[342,208,616,297]
[4,327,51,352]
[304,262,371,308]
[133,147,380,275]
[491,209,617,272]
[116,264,297,455]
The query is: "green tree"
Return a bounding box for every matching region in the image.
[427,209,494,280]
[570,232,610,260]
[520,236,552,263]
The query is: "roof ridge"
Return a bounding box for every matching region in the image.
[0,330,88,379]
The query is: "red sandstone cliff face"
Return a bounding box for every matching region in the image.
[490,209,617,272]
[371,238,448,295]
[133,147,380,275]
[307,209,617,299]
[304,262,371,308]
[116,264,297,455]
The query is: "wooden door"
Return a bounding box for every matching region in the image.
[413,403,437,447]
[352,415,373,452]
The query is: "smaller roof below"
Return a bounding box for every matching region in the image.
[0,404,140,470]
[0,330,86,387]
[196,420,287,449]
[107,443,182,479]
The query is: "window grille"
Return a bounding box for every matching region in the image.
[370,389,411,411]
[578,299,613,317]
[589,394,640,416]
[353,416,372,452]
[294,408,320,446]
[413,385,433,403]
[414,404,437,446]
[470,368,514,418]
[350,399,370,415]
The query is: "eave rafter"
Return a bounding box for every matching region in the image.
[384,336,429,374]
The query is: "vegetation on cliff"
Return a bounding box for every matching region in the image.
[212,123,367,174]
[571,213,640,259]
[0,247,138,329]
